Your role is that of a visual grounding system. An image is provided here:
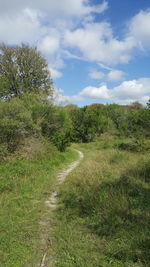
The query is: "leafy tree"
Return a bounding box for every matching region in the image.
[147,99,150,110]
[130,101,143,110]
[69,107,101,143]
[0,44,53,99]
[86,104,109,134]
[41,105,72,151]
[128,108,150,138]
[106,104,129,135]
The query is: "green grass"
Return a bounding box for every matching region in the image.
[0,141,77,267]
[52,139,150,267]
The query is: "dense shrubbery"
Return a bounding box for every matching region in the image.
[0,44,150,155]
[0,94,149,155]
[0,98,36,152]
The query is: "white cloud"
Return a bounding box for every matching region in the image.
[62,78,150,105]
[0,8,43,44]
[79,85,110,99]
[98,63,113,71]
[0,0,109,78]
[112,78,150,103]
[89,69,126,82]
[129,10,150,48]
[1,0,150,102]
[38,35,60,56]
[107,70,126,82]
[0,1,150,70]
[64,22,135,65]
[53,88,70,105]
[89,70,105,80]
[0,0,108,17]
[49,68,62,79]
[112,80,143,100]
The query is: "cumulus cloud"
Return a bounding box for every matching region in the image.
[64,22,135,65]
[1,0,150,104]
[1,1,150,69]
[0,8,43,44]
[89,70,105,80]
[129,10,150,48]
[0,0,108,17]
[49,68,62,79]
[79,85,110,99]
[107,70,126,81]
[38,35,60,56]
[89,69,126,82]
[62,78,150,105]
[0,0,109,76]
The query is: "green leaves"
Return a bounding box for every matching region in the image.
[0,98,36,152]
[0,44,53,99]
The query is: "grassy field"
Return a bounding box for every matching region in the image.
[52,138,150,267]
[0,139,77,267]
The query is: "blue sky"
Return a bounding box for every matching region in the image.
[0,0,150,106]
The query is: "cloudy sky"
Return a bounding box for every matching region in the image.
[1,0,150,106]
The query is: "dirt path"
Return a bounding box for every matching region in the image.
[40,149,84,267]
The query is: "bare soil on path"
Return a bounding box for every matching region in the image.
[40,149,84,267]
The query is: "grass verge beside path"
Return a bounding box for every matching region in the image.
[0,143,77,267]
[52,140,150,267]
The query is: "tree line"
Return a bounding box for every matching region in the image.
[0,44,150,156]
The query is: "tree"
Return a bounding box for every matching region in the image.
[130,101,143,110]
[0,43,53,99]
[106,104,129,135]
[69,107,99,143]
[147,99,150,110]
[40,105,72,151]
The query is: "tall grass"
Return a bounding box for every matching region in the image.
[0,139,77,267]
[52,141,150,267]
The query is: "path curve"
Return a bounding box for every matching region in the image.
[40,149,84,267]
[45,150,84,210]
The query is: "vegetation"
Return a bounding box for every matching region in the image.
[0,44,52,99]
[0,43,150,266]
[52,139,150,267]
[0,139,77,266]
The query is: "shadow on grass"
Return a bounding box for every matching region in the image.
[86,162,150,265]
[61,159,150,265]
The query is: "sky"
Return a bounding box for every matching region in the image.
[0,0,150,106]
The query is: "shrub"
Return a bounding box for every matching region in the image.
[0,98,36,152]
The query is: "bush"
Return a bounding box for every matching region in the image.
[117,139,146,152]
[41,106,72,151]
[0,98,36,152]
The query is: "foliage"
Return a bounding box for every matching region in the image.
[147,99,150,110]
[0,141,77,266]
[53,141,150,267]
[128,108,150,138]
[0,42,149,153]
[0,98,36,152]
[0,43,53,99]
[69,105,109,143]
[41,106,72,151]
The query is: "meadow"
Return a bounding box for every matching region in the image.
[0,43,150,267]
[0,139,77,267]
[51,138,150,267]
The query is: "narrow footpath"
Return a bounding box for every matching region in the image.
[40,149,84,267]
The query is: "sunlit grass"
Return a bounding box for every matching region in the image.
[52,139,150,267]
[0,141,77,267]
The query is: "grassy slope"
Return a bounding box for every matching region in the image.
[52,139,150,267]
[0,141,77,267]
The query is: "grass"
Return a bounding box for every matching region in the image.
[52,139,150,267]
[0,139,77,267]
